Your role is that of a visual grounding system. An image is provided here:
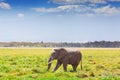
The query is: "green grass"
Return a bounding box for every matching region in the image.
[0,48,120,80]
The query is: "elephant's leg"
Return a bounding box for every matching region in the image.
[63,63,67,72]
[53,61,62,72]
[72,64,78,72]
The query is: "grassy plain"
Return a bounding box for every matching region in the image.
[0,48,120,80]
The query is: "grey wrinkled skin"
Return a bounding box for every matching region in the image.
[47,48,82,72]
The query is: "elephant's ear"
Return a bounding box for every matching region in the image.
[57,48,68,60]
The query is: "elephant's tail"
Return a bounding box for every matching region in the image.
[80,58,83,70]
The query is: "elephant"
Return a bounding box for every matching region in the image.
[47,48,82,72]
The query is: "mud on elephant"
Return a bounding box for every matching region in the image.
[47,48,82,72]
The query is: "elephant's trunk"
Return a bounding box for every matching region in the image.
[47,57,53,71]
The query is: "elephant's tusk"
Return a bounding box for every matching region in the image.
[48,61,52,64]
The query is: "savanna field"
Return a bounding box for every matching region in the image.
[0,48,120,80]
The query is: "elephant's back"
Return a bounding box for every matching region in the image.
[68,50,82,56]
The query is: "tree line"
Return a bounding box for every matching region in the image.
[0,41,120,48]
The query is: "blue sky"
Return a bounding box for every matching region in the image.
[0,0,120,42]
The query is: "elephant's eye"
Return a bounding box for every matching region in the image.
[51,52,55,56]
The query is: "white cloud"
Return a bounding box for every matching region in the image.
[94,5,120,15]
[33,5,120,16]
[33,7,59,13]
[109,0,120,1]
[0,2,11,9]
[49,0,120,4]
[33,5,90,13]
[0,0,4,1]
[49,0,106,4]
[17,13,25,18]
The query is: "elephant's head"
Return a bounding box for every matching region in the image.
[47,48,67,71]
